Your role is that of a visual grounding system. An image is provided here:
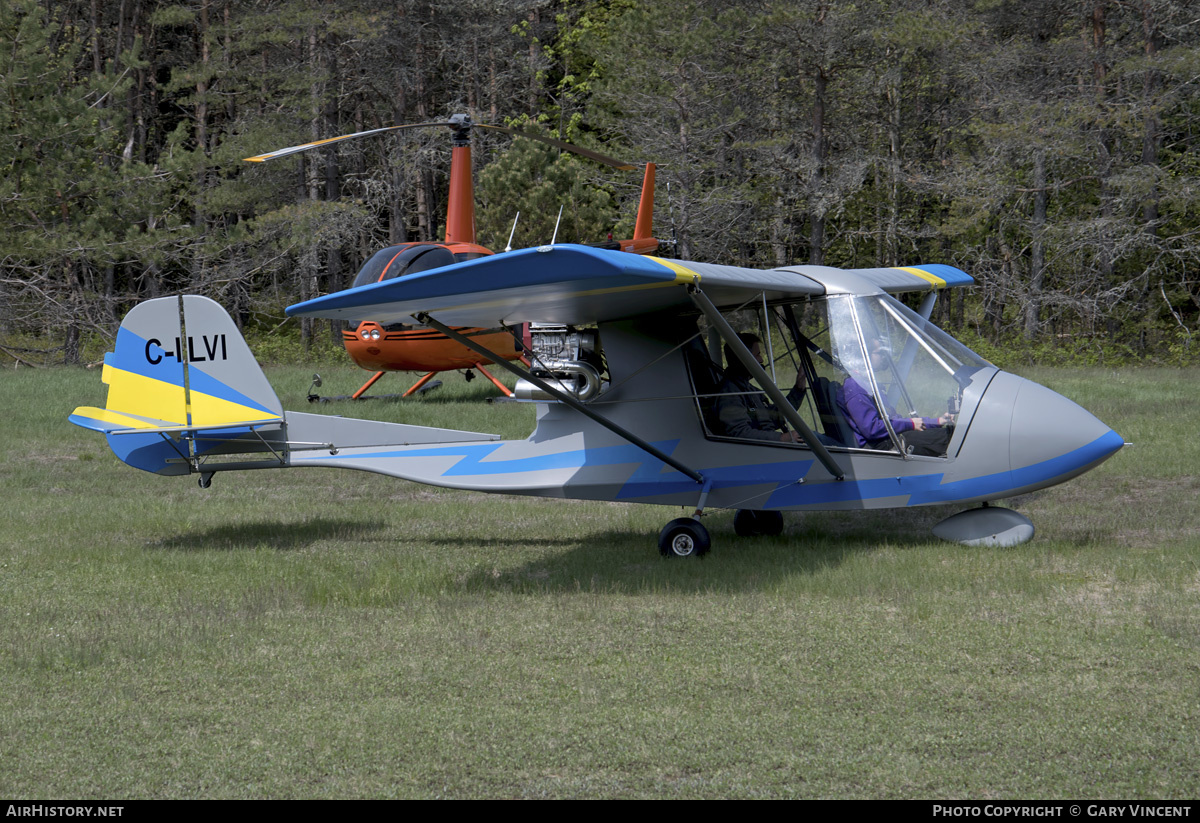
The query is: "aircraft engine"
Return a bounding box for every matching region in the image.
[515,323,604,402]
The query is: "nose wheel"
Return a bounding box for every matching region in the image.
[659,518,711,558]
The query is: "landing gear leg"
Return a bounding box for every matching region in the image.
[352,370,386,400]
[474,363,514,398]
[402,371,439,398]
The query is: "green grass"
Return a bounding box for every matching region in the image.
[1,364,1198,798]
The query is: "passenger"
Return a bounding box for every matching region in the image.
[839,338,954,455]
[714,332,812,444]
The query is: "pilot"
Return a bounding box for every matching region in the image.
[715,332,813,444]
[839,337,954,456]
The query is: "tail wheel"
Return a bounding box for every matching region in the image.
[733,509,784,537]
[659,518,711,558]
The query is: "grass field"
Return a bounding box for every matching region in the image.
[1,364,1197,798]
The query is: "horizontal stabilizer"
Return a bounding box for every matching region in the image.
[69,406,186,435]
[69,407,283,436]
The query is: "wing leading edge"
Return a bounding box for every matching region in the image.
[287,244,971,328]
[777,263,974,296]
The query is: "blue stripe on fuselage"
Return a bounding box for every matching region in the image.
[303,429,1121,507]
[304,439,813,499]
[765,428,1123,508]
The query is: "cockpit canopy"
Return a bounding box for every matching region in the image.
[351,244,458,289]
[826,293,991,425]
[693,291,994,455]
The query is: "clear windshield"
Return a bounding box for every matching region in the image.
[836,294,990,412]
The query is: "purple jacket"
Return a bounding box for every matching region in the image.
[838,378,938,448]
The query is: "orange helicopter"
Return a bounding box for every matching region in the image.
[245,114,659,399]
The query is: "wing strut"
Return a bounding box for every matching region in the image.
[688,286,845,481]
[414,312,705,485]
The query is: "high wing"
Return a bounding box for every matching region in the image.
[778,263,973,297]
[287,244,971,328]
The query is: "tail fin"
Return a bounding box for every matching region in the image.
[70,295,284,474]
[615,163,659,255]
[633,162,655,243]
[71,295,282,435]
[73,294,504,484]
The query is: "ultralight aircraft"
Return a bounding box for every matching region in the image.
[70,243,1124,555]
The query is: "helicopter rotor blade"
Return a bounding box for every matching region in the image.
[243,121,452,162]
[474,124,634,170]
[245,115,635,171]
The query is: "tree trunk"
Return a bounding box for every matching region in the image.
[1092,0,1115,295]
[1139,0,1161,232]
[1024,149,1047,340]
[809,69,827,266]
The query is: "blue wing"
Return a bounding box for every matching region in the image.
[287,244,971,327]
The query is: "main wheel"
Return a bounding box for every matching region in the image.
[733,509,784,537]
[658,518,711,558]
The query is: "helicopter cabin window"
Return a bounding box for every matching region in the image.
[352,244,408,288]
[688,294,987,457]
[351,244,457,289]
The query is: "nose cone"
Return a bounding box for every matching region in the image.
[981,373,1124,495]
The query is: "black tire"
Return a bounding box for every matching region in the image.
[658,518,711,558]
[757,510,784,536]
[733,509,784,537]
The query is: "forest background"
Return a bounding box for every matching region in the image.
[2,0,1197,367]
